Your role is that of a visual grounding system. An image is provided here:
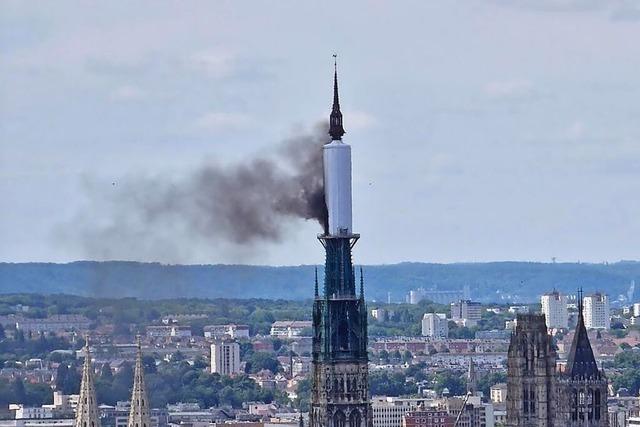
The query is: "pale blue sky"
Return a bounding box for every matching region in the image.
[1,1,640,265]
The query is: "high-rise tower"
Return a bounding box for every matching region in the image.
[310,59,371,427]
[128,337,151,427]
[75,337,101,427]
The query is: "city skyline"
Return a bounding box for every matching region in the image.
[2,1,640,266]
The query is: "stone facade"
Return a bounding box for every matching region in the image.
[75,342,101,427]
[506,307,608,427]
[505,314,557,427]
[309,69,371,427]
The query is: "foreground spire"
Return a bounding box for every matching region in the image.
[566,288,600,380]
[329,55,345,141]
[75,336,101,427]
[128,336,151,427]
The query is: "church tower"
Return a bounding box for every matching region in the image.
[310,59,372,427]
[128,337,152,427]
[506,314,557,427]
[75,337,101,427]
[555,291,608,426]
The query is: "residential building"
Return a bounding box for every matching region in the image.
[450,300,482,327]
[270,321,312,338]
[490,383,507,404]
[583,293,610,330]
[421,314,448,338]
[633,302,640,318]
[371,397,433,427]
[403,407,454,427]
[541,291,568,329]
[210,340,241,376]
[16,315,91,334]
[203,324,250,339]
[440,396,494,427]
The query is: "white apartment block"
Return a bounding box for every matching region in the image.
[583,293,610,330]
[450,300,482,327]
[210,340,241,375]
[421,313,448,338]
[371,397,433,427]
[490,383,507,403]
[541,291,568,329]
[270,321,312,338]
[633,303,640,318]
[203,324,250,339]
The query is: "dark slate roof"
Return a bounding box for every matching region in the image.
[566,310,601,380]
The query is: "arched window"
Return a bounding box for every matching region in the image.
[334,410,346,427]
[349,410,361,427]
[594,389,601,420]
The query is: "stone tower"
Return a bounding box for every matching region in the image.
[128,337,151,427]
[506,314,557,427]
[75,338,101,427]
[309,60,372,427]
[555,293,608,426]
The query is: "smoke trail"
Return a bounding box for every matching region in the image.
[63,123,328,262]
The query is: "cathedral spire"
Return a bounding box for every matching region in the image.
[314,266,319,297]
[128,336,151,427]
[566,288,600,380]
[467,357,477,395]
[75,336,101,427]
[359,267,364,299]
[329,55,345,141]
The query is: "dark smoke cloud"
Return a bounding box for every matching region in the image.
[62,123,328,262]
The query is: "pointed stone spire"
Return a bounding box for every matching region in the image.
[566,288,600,380]
[359,266,365,300]
[128,336,151,427]
[467,357,477,395]
[75,336,101,427]
[329,55,345,141]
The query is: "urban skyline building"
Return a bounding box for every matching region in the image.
[210,339,241,376]
[541,290,568,330]
[450,300,482,327]
[583,293,610,330]
[309,61,372,427]
[421,313,448,338]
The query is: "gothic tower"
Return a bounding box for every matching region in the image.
[555,292,608,426]
[128,337,152,427]
[506,314,557,427]
[310,59,372,427]
[75,337,101,427]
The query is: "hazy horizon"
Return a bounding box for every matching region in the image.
[2,1,640,266]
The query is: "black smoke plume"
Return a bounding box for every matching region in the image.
[64,123,328,262]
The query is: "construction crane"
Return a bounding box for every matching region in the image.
[453,392,472,427]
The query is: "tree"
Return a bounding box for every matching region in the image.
[245,352,281,374]
[56,363,69,390]
[100,363,113,379]
[433,371,466,396]
[11,378,27,403]
[294,378,311,411]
